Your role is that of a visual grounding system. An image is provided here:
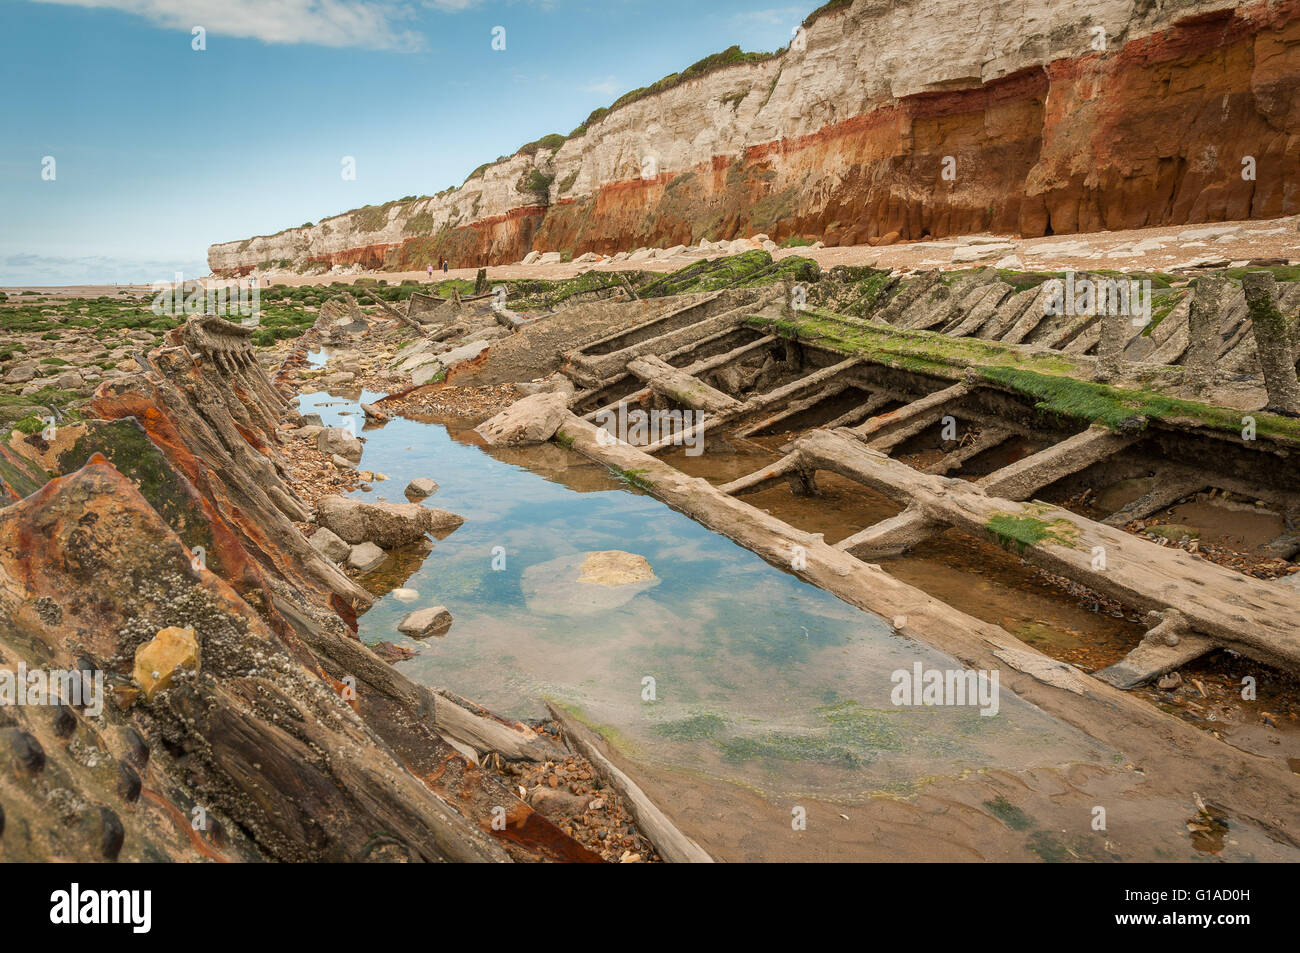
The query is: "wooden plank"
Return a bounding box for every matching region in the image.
[850,382,968,440]
[626,355,740,414]
[924,426,1014,476]
[835,504,948,558]
[718,452,801,496]
[978,425,1135,499]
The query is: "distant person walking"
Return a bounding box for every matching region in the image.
[442,258,449,275]
[427,263,433,280]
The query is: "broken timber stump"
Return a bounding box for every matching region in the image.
[1095,610,1215,689]
[1242,271,1300,416]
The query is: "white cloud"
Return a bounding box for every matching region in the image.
[580,76,621,97]
[30,0,426,51]
[1,252,209,287]
[730,7,806,28]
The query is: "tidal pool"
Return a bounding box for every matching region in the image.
[299,388,1112,801]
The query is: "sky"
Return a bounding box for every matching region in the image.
[0,0,813,286]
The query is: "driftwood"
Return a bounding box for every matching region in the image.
[545,703,713,863]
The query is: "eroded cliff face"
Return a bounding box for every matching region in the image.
[209,0,1300,275]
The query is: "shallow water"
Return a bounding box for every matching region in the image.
[298,385,1115,801]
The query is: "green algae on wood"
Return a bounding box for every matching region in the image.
[984,513,1078,554]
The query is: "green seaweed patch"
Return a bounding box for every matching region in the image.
[653,712,726,741]
[985,513,1078,554]
[980,365,1300,441]
[545,698,639,755]
[609,465,653,492]
[983,795,1033,831]
[716,701,902,769]
[12,415,46,436]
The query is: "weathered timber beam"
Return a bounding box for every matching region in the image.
[746,357,862,413]
[626,355,741,414]
[849,381,969,441]
[924,427,1014,476]
[734,381,856,439]
[640,356,860,453]
[360,288,428,336]
[820,391,898,430]
[683,334,778,376]
[1102,473,1206,526]
[978,425,1136,500]
[717,452,801,496]
[835,504,948,558]
[866,405,952,452]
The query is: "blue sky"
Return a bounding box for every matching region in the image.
[0,0,812,286]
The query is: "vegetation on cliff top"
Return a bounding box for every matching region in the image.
[637,250,819,297]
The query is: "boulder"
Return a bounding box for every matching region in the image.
[317,494,464,546]
[578,550,655,586]
[521,250,542,265]
[515,373,575,397]
[371,641,415,662]
[316,426,363,464]
[308,527,351,562]
[521,551,659,617]
[404,477,439,501]
[348,541,387,573]
[474,392,568,447]
[529,786,592,820]
[4,360,39,384]
[133,626,200,701]
[952,243,1013,262]
[397,606,454,638]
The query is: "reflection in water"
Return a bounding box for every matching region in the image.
[299,390,1111,801]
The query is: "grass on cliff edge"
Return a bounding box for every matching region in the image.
[750,306,1300,443]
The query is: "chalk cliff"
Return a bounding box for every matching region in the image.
[209,0,1300,275]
